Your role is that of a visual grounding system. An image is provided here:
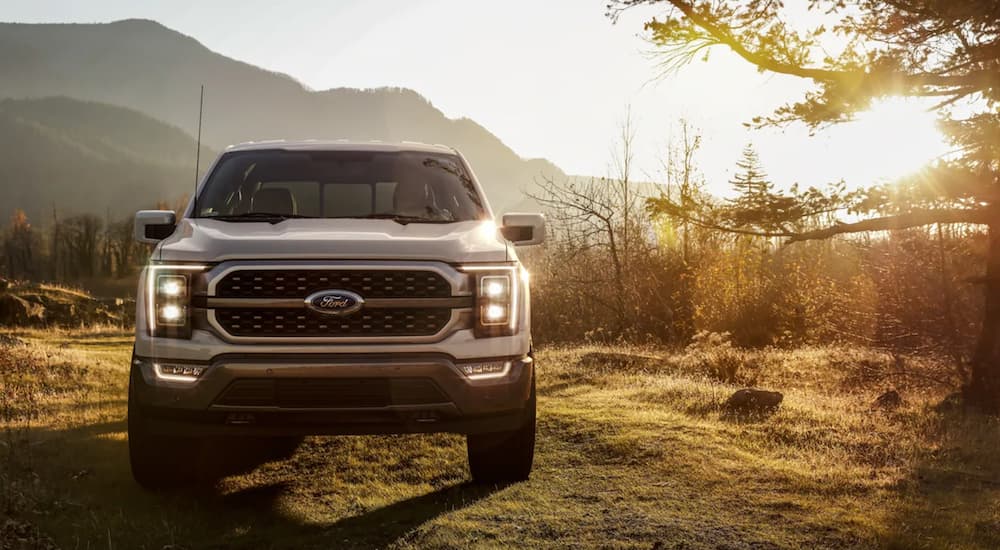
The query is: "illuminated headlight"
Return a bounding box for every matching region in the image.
[481,275,510,299]
[157,274,187,297]
[157,304,186,325]
[464,267,520,337]
[147,265,206,338]
[483,303,508,324]
[154,362,207,383]
[459,360,511,379]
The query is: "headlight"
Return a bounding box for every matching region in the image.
[464,266,520,337]
[146,265,206,338]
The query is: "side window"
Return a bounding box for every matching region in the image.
[259,181,320,217]
[324,183,373,217]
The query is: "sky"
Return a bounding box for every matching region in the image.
[4,0,952,197]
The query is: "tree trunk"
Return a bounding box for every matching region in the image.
[967,220,1000,413]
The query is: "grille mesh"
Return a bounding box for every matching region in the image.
[215,378,448,408]
[216,269,451,299]
[215,308,451,337]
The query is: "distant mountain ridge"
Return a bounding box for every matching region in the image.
[0,96,210,222]
[0,19,562,212]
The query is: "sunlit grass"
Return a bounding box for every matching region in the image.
[33,282,94,299]
[1,332,997,548]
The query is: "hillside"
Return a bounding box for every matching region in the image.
[0,96,211,222]
[0,19,563,211]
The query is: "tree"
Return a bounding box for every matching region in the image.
[662,118,706,264]
[528,110,654,332]
[107,217,140,277]
[724,143,797,233]
[729,144,772,200]
[59,214,102,280]
[3,210,36,279]
[611,0,1000,410]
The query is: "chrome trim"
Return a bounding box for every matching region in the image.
[206,308,472,344]
[304,289,365,316]
[206,260,472,295]
[205,297,305,308]
[366,297,474,309]
[203,260,474,343]
[204,296,475,309]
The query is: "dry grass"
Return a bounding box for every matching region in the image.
[0,330,998,549]
[32,283,94,300]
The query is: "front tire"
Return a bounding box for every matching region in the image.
[127,368,202,489]
[467,375,536,483]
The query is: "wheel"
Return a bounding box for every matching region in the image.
[467,374,536,483]
[127,367,202,489]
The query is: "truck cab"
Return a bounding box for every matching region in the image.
[129,141,544,488]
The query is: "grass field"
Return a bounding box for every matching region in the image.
[2,330,1000,549]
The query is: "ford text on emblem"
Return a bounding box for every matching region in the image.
[304,290,365,316]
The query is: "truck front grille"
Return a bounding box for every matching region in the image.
[214,308,451,337]
[216,269,451,299]
[215,378,449,408]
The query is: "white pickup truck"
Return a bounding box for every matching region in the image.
[129,141,545,488]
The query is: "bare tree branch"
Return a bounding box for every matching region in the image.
[787,208,991,243]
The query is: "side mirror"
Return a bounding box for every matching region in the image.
[134,210,177,244]
[500,213,546,246]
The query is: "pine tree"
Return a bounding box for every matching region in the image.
[725,144,786,231]
[729,144,771,201]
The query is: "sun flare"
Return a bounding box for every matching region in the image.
[848,98,950,181]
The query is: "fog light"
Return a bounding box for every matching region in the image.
[154,363,206,383]
[460,361,510,379]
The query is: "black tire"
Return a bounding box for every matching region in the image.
[467,374,536,483]
[127,368,202,490]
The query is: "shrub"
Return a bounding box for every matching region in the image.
[677,331,756,385]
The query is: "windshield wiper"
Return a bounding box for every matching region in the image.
[205,212,315,223]
[335,214,458,225]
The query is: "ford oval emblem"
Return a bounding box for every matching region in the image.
[304,290,365,316]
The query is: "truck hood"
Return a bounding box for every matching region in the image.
[156,218,512,264]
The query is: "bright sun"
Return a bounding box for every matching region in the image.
[845,98,950,182]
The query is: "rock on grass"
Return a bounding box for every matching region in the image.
[723,388,783,416]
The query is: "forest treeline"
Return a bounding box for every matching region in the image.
[0,197,187,292]
[524,121,982,367]
[2,209,145,284]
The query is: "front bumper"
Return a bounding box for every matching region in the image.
[130,352,533,437]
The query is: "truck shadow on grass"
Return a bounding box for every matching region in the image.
[18,419,507,549]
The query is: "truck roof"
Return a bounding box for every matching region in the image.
[225,140,458,155]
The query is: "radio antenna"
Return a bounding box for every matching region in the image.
[192,84,204,217]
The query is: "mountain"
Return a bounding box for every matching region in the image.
[0,96,211,223]
[0,19,563,212]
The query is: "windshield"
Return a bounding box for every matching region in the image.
[194,149,487,222]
